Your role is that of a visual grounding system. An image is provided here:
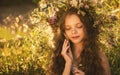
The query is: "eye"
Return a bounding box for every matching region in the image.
[65,26,71,30]
[77,25,83,28]
[65,28,70,30]
[76,24,83,28]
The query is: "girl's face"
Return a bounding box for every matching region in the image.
[64,14,86,44]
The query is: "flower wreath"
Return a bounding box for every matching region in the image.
[34,0,118,32]
[46,0,101,30]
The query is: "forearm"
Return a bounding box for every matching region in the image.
[62,62,72,75]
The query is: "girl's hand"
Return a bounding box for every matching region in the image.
[72,68,85,75]
[61,39,73,64]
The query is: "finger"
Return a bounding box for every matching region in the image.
[65,44,70,52]
[68,47,72,53]
[61,40,70,54]
[63,39,67,47]
[65,39,69,47]
[61,46,70,58]
[73,68,85,74]
[62,39,67,51]
[62,39,69,50]
[63,39,69,49]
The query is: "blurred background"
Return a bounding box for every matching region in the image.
[0,0,120,75]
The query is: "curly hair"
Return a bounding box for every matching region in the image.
[49,7,105,75]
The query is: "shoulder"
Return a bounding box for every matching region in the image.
[99,51,111,75]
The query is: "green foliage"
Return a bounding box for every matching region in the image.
[108,45,120,75]
[0,23,54,74]
[97,1,120,74]
[34,0,120,75]
[24,24,54,70]
[0,27,14,40]
[0,0,120,75]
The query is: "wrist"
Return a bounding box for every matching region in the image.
[65,61,72,66]
[66,59,73,64]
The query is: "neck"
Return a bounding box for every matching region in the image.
[73,42,84,60]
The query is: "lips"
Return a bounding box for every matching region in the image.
[71,36,80,39]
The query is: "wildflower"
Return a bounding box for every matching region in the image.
[47,14,57,25]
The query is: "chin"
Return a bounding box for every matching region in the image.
[71,40,82,44]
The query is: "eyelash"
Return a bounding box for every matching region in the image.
[77,26,83,28]
[65,28,71,30]
[65,26,83,30]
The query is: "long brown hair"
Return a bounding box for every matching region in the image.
[50,7,105,75]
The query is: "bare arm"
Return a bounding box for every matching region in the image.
[61,39,73,75]
[62,62,72,75]
[99,51,111,75]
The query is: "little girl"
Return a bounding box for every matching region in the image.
[50,7,111,75]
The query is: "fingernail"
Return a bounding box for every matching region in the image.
[64,39,66,41]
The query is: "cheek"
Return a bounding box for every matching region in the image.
[65,31,71,38]
[81,30,87,39]
[79,29,86,37]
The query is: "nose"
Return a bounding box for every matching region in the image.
[71,28,77,34]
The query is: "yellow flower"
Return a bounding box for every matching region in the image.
[2,48,11,57]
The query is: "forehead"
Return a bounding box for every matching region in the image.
[65,14,82,26]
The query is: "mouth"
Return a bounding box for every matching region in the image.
[71,36,80,39]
